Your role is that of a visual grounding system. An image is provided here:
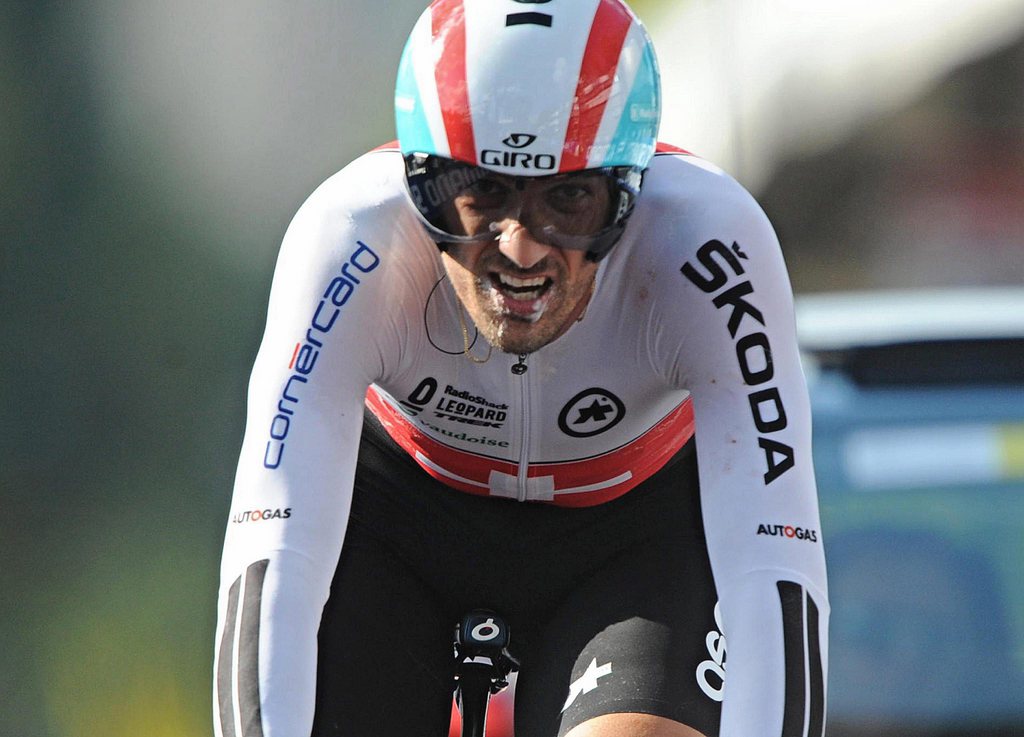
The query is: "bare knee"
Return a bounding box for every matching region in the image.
[564,712,708,737]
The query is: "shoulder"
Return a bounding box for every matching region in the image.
[597,144,794,359]
[289,144,407,233]
[611,143,780,283]
[638,145,772,241]
[266,144,442,326]
[278,143,436,271]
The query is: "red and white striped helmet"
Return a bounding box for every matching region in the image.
[394,0,661,176]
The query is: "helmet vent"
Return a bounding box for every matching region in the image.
[505,12,553,27]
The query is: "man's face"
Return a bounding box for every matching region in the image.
[441,231,600,356]
[438,170,610,355]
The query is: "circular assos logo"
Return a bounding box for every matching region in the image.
[558,388,626,438]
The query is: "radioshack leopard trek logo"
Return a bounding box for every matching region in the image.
[558,388,625,438]
[399,378,509,429]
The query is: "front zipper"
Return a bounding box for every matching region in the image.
[514,353,531,501]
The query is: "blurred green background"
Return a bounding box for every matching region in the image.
[2,1,1022,735]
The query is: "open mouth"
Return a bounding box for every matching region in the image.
[491,272,552,301]
[487,272,555,320]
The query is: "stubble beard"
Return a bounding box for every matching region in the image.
[465,271,594,355]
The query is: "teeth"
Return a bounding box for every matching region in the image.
[498,274,546,289]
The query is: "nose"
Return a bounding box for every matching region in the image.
[496,220,552,269]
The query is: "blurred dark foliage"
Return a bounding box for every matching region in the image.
[2,5,263,734]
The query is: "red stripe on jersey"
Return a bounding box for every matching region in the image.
[560,0,632,172]
[365,387,694,508]
[655,141,693,155]
[432,0,477,164]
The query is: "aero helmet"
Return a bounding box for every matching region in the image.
[395,0,661,261]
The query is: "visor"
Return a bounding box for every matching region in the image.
[404,154,643,260]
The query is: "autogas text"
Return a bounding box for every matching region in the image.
[757,523,818,542]
[232,508,293,524]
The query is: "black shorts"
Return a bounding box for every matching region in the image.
[312,412,722,737]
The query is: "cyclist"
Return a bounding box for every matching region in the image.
[214,1,829,736]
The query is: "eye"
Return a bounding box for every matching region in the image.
[460,176,512,210]
[546,182,598,214]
